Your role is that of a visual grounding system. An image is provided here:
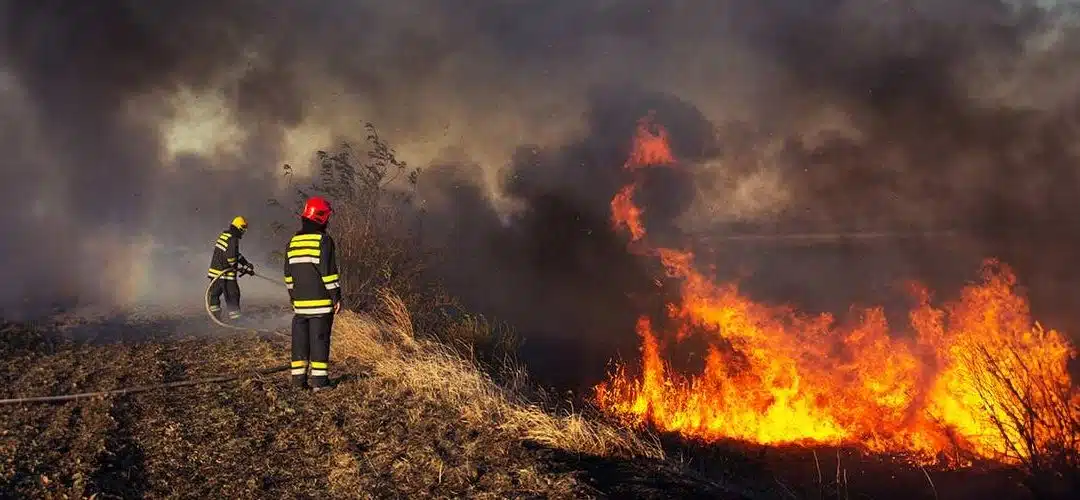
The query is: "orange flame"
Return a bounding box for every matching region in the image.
[595,115,1080,466]
[610,114,676,242]
[625,112,676,169]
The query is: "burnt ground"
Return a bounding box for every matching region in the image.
[0,313,752,500]
[0,309,1056,500]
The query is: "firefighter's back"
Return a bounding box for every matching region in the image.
[284,231,334,315]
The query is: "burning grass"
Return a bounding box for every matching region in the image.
[596,114,1080,498]
[0,309,1059,500]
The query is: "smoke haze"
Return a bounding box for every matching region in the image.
[3,1,1080,378]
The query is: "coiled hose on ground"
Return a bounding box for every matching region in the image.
[204,268,288,336]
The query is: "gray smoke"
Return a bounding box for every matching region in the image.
[1,1,1079,374]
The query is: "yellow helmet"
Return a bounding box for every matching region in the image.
[231,216,248,231]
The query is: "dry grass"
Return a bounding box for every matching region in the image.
[332,289,666,461]
[0,310,745,499]
[1,307,1056,499]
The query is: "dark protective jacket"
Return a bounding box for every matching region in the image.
[283,219,341,315]
[207,225,250,280]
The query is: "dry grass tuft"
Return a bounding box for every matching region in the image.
[332,289,665,460]
[371,288,418,351]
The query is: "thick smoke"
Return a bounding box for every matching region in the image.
[2,1,1080,382]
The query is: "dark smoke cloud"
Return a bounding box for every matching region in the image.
[698,1,1080,335]
[0,0,310,315]
[2,1,1080,385]
[412,0,1080,386]
[416,87,709,387]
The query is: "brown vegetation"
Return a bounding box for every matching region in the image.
[0,308,750,499]
[339,289,663,460]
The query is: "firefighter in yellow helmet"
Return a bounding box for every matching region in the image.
[207,216,254,322]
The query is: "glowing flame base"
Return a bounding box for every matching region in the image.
[594,115,1080,466]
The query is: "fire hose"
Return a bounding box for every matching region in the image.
[203,266,288,336]
[7,253,375,405]
[1,266,293,406]
[0,364,291,406]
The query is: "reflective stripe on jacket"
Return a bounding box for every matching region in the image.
[283,230,341,315]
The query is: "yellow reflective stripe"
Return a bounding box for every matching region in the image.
[208,268,224,275]
[310,361,328,369]
[291,360,308,368]
[227,258,237,263]
[220,232,232,239]
[291,234,322,241]
[293,299,332,307]
[289,240,320,248]
[321,274,339,283]
[284,276,294,283]
[287,249,320,258]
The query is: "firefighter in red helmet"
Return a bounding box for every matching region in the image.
[282,196,341,390]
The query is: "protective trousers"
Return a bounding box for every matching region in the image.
[291,313,333,388]
[207,279,241,321]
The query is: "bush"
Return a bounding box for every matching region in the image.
[964,333,1080,497]
[267,122,519,367]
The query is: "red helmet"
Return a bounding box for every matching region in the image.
[301,196,333,224]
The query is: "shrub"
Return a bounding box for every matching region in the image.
[964,334,1080,497]
[266,122,518,366]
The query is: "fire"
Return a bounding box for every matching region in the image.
[595,115,1080,465]
[610,113,676,242]
[624,112,675,169]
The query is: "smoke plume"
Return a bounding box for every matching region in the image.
[2,0,1080,383]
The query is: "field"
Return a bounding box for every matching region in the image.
[0,300,1067,499]
[0,302,757,499]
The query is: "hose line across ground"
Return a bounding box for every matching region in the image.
[0,270,294,406]
[0,364,290,406]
